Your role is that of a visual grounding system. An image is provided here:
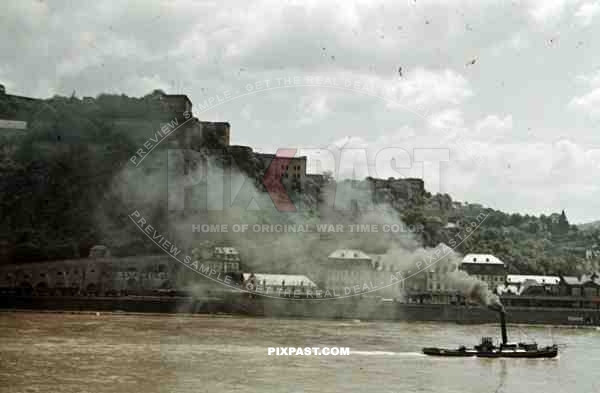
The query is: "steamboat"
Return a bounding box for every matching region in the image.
[423,309,558,358]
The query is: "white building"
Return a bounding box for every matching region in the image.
[462,254,505,265]
[213,247,242,272]
[191,244,241,273]
[242,273,317,295]
[460,253,507,291]
[314,249,402,298]
[426,262,461,292]
[323,249,372,292]
[497,274,560,296]
[328,249,372,263]
[506,274,560,286]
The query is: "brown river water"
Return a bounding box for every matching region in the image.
[0,312,599,393]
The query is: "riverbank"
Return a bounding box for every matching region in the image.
[2,295,599,326]
[3,309,600,332]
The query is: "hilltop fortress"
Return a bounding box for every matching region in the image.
[0,85,427,265]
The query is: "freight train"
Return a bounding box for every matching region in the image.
[0,255,243,297]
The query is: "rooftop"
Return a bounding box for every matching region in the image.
[160,93,192,104]
[200,121,230,127]
[256,152,307,160]
[328,249,372,260]
[562,273,600,286]
[496,284,523,296]
[461,254,505,265]
[243,273,317,288]
[0,119,27,130]
[507,275,560,285]
[214,247,239,255]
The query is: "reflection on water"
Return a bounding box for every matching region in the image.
[0,312,598,393]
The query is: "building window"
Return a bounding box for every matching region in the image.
[584,287,596,297]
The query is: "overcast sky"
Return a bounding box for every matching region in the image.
[2,0,600,223]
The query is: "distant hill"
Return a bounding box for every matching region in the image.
[578,220,600,231]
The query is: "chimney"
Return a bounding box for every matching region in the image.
[500,311,508,345]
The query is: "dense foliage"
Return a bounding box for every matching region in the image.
[0,93,157,261]
[2,91,600,275]
[406,194,599,276]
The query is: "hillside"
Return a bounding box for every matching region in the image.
[578,220,600,231]
[413,197,598,276]
[2,91,600,276]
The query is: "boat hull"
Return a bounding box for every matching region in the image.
[422,347,475,357]
[476,347,558,358]
[422,346,558,358]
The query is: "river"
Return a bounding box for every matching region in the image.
[0,312,598,393]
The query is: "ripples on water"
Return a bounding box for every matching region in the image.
[0,312,598,393]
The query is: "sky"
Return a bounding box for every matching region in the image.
[2,0,600,223]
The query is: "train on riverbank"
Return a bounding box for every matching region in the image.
[2,294,600,326]
[0,255,243,297]
[1,254,600,326]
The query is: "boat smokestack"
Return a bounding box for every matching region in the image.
[487,302,508,345]
[500,310,508,345]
